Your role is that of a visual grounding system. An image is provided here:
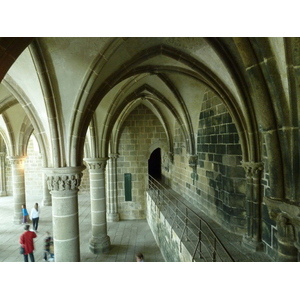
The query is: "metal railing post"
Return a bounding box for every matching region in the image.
[185,207,189,242]
[199,220,202,259]
[213,238,217,262]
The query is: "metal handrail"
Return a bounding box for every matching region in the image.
[147,175,234,262]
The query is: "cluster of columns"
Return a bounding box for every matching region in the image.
[241,160,300,261]
[5,152,300,261]
[241,161,265,251]
[44,157,121,261]
[7,154,120,261]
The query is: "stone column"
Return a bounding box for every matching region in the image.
[9,156,27,224]
[0,152,7,196]
[42,173,51,206]
[241,161,264,251]
[107,153,120,222]
[84,158,111,253]
[45,166,84,262]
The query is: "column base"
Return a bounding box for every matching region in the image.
[242,235,265,252]
[89,235,111,254]
[13,215,22,225]
[107,212,120,222]
[0,191,7,196]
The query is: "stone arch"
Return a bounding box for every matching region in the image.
[2,77,50,167]
[0,38,34,82]
[69,43,249,169]
[28,40,64,168]
[0,127,12,156]
[108,89,176,158]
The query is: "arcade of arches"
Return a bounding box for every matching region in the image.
[0,37,299,262]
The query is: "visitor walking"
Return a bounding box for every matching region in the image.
[30,203,40,232]
[20,224,37,262]
[21,204,29,224]
[44,231,54,262]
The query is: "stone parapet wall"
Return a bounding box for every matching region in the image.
[146,193,192,262]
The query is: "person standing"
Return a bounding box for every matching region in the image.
[30,203,40,232]
[135,253,145,262]
[20,225,37,262]
[44,231,54,262]
[21,204,29,224]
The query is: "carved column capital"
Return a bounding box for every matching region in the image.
[43,166,85,192]
[84,157,109,171]
[241,161,264,176]
[188,155,198,168]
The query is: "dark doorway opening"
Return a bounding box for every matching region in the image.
[148,148,161,180]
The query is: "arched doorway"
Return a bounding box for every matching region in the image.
[148,148,161,180]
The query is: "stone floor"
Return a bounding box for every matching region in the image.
[0,193,296,300]
[0,193,165,262]
[0,191,274,263]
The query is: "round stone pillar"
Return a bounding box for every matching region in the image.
[107,153,120,222]
[9,156,27,224]
[85,158,111,254]
[45,166,85,262]
[0,152,7,196]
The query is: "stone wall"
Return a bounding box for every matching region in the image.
[196,90,246,233]
[117,104,168,220]
[164,89,247,235]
